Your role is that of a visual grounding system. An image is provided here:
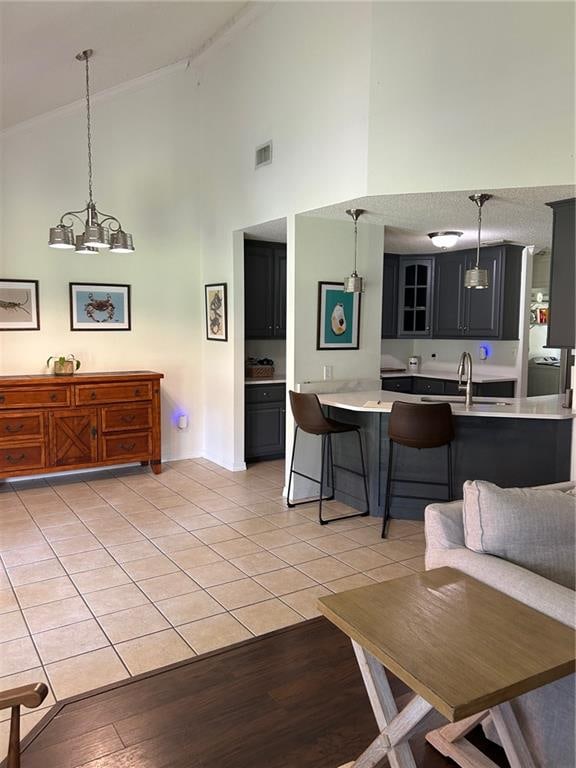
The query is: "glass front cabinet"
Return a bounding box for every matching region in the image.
[397,257,434,337]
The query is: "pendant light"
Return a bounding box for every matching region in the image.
[48,50,135,254]
[464,193,491,289]
[343,208,365,293]
[428,231,463,249]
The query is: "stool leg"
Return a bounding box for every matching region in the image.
[318,434,327,525]
[447,442,454,501]
[382,439,394,538]
[286,426,299,508]
[355,429,370,516]
[327,434,335,501]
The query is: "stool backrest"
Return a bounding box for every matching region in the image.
[289,391,332,435]
[389,401,454,448]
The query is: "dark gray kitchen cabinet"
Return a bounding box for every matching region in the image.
[381,253,399,338]
[245,384,286,461]
[381,377,515,398]
[546,198,575,348]
[244,240,287,339]
[433,246,523,339]
[397,257,434,337]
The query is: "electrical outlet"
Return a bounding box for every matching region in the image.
[323,365,333,380]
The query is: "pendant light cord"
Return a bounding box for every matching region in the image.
[84,54,94,204]
[475,199,482,269]
[353,217,358,274]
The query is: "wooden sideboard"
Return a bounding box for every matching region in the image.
[0,371,163,480]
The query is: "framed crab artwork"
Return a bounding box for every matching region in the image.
[317,281,361,350]
[205,282,228,341]
[69,283,131,331]
[0,279,40,330]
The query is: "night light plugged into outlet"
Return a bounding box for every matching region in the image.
[177,414,188,430]
[479,345,489,361]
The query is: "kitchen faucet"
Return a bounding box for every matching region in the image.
[458,351,473,408]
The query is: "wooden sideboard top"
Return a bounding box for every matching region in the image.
[0,371,164,387]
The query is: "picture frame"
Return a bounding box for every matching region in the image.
[0,279,40,331]
[317,281,361,350]
[69,283,131,331]
[205,283,228,341]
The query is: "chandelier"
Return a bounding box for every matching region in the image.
[48,50,135,254]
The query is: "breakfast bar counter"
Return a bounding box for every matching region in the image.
[317,391,573,520]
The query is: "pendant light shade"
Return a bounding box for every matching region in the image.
[344,208,365,294]
[464,193,491,290]
[428,231,463,249]
[48,50,135,254]
[48,225,75,249]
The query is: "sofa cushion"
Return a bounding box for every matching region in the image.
[463,480,576,590]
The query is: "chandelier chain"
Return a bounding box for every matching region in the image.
[84,54,94,204]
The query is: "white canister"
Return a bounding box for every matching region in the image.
[408,356,420,373]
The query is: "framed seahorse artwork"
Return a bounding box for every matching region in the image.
[205,283,228,341]
[69,283,131,331]
[0,279,40,330]
[317,281,361,350]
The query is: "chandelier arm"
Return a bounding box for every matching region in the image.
[59,210,88,227]
[97,213,122,232]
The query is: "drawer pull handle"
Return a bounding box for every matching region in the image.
[120,442,136,451]
[134,388,141,396]
[91,427,98,439]
[0,395,5,403]
[90,392,97,400]
[4,424,23,433]
[121,414,136,423]
[50,393,57,401]
[6,453,25,463]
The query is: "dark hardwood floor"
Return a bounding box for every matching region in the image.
[14,618,508,768]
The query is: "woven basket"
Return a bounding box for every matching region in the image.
[246,365,275,379]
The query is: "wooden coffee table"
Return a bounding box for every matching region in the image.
[318,567,575,768]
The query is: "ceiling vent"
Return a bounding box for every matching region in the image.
[255,141,273,169]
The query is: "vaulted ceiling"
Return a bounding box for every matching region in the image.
[0,1,248,129]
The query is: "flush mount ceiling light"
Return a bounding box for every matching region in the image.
[428,231,463,249]
[343,208,365,293]
[48,50,135,254]
[464,193,492,289]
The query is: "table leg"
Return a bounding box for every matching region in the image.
[350,640,433,768]
[425,702,538,768]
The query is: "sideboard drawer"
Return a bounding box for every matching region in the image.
[0,413,44,442]
[0,387,70,409]
[101,405,152,433]
[0,444,45,472]
[102,432,152,461]
[76,382,153,405]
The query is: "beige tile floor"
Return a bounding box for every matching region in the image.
[0,458,425,750]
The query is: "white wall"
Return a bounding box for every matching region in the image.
[192,1,373,468]
[367,1,575,194]
[0,68,205,461]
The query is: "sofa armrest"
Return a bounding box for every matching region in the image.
[426,546,576,629]
[425,501,465,551]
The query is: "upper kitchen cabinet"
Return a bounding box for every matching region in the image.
[381,253,399,338]
[397,257,434,337]
[433,245,523,339]
[244,240,287,339]
[546,198,575,349]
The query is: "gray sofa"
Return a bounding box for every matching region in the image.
[425,481,576,768]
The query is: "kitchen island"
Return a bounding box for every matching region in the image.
[317,391,573,521]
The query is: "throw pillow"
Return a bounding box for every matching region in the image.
[463,480,576,590]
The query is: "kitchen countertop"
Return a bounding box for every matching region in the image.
[245,377,286,386]
[380,369,517,384]
[319,391,574,420]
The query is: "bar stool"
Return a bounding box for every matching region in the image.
[382,401,454,538]
[287,391,370,525]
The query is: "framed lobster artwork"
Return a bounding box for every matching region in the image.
[69,283,131,331]
[0,279,40,330]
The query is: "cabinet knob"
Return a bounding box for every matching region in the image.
[0,395,5,403]
[91,427,98,438]
[90,391,97,400]
[50,393,57,401]
[134,388,141,396]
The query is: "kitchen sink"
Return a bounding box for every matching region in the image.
[420,396,511,406]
